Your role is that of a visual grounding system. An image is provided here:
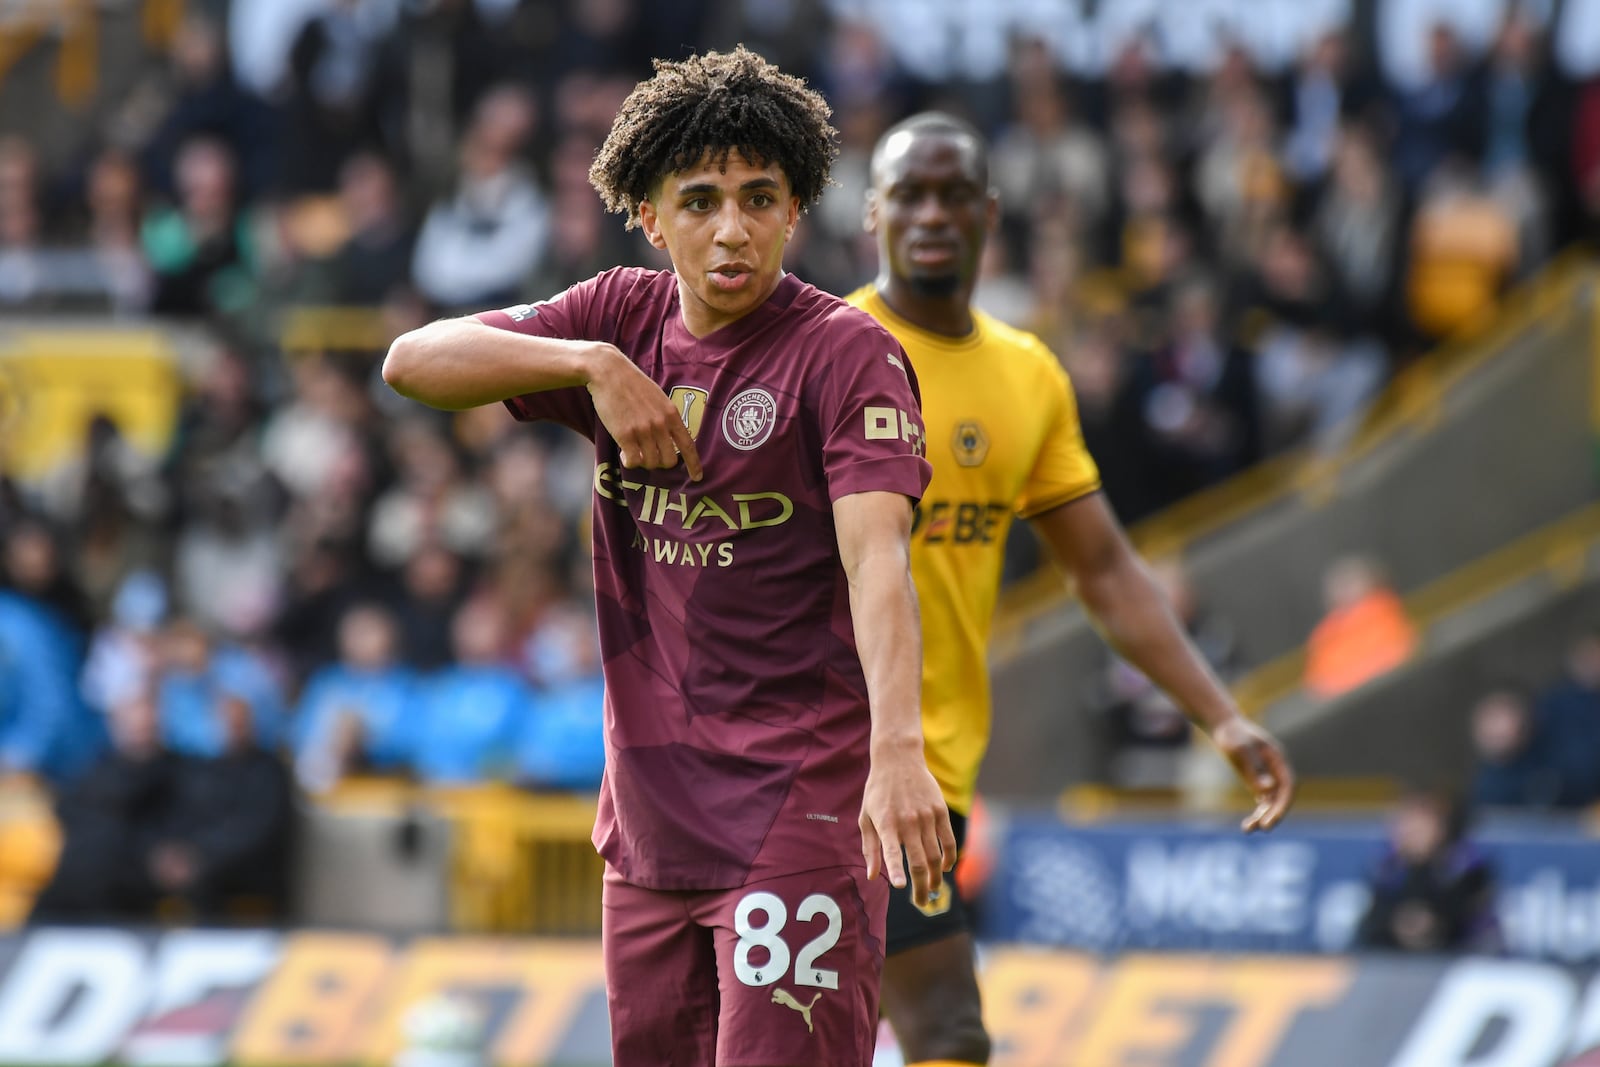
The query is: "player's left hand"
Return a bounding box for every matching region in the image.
[859,745,958,910]
[1209,716,1296,833]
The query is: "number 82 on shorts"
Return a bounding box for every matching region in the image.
[733,891,842,989]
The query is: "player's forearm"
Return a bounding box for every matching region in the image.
[382,317,603,410]
[1078,554,1243,732]
[848,557,926,754]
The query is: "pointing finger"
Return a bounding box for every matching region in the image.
[668,419,703,482]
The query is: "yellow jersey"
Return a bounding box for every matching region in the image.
[846,285,1101,814]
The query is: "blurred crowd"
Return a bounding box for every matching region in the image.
[4,0,1600,843]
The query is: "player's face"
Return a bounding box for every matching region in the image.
[639,151,800,338]
[867,132,995,299]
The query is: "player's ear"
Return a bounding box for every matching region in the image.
[638,197,668,251]
[863,190,880,235]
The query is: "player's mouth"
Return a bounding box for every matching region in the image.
[907,241,959,267]
[708,265,754,292]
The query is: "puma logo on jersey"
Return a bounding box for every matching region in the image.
[772,988,822,1032]
[885,351,906,375]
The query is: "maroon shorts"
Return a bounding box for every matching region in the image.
[602,864,888,1067]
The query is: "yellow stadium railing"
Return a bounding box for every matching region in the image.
[280,307,395,356]
[1057,775,1403,821]
[320,778,603,936]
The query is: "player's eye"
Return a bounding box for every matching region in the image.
[749,192,774,208]
[685,197,712,211]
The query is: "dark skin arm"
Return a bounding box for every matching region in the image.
[1032,491,1296,831]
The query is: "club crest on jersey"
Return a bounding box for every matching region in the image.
[952,420,990,467]
[723,388,777,451]
[914,886,953,918]
[668,385,710,440]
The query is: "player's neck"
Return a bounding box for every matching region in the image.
[877,277,975,339]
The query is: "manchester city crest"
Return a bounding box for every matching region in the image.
[721,387,777,451]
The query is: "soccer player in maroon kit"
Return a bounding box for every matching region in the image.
[382,48,956,1067]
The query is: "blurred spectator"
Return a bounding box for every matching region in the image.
[992,39,1109,237]
[396,543,469,672]
[4,517,92,637]
[173,475,285,640]
[1356,789,1499,953]
[293,602,415,792]
[0,136,44,307]
[29,692,176,922]
[410,598,527,784]
[368,418,496,568]
[1280,30,1371,186]
[1391,23,1476,194]
[1314,125,1402,339]
[262,356,371,504]
[121,12,275,203]
[1126,274,1260,500]
[1575,76,1600,244]
[153,695,295,919]
[1404,162,1519,341]
[1531,631,1600,808]
[155,618,286,757]
[1471,7,1560,267]
[1242,224,1386,451]
[0,588,99,784]
[279,0,404,195]
[272,541,365,687]
[1193,86,1288,271]
[514,601,605,790]
[81,570,169,714]
[325,151,415,305]
[80,148,155,313]
[1304,556,1417,699]
[411,84,549,308]
[1100,557,1237,787]
[141,137,256,316]
[1469,686,1562,810]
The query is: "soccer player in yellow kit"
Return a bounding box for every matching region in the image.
[847,112,1298,1067]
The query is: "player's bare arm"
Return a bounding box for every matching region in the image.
[1033,492,1296,832]
[382,319,702,478]
[834,489,958,908]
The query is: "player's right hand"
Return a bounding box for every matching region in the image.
[859,746,958,910]
[585,343,703,480]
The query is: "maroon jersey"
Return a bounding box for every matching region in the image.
[480,268,930,891]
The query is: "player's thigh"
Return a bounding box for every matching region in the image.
[603,870,718,1067]
[881,932,987,1063]
[880,810,986,1054]
[701,865,887,1067]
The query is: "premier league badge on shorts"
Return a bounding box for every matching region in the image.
[722,387,778,451]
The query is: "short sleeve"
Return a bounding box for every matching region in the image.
[476,275,605,434]
[1015,354,1102,519]
[818,323,933,503]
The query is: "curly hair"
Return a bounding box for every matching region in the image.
[588,47,838,229]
